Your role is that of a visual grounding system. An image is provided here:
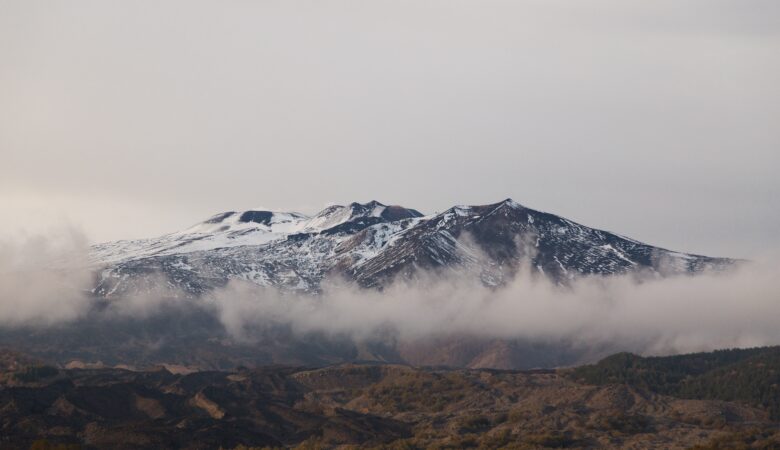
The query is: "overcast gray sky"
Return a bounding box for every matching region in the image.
[1,0,778,258]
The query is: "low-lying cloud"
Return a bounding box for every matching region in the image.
[209,260,780,357]
[0,227,92,326]
[1,228,779,359]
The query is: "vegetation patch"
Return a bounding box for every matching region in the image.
[569,347,780,419]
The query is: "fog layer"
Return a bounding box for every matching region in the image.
[210,261,780,356]
[1,228,778,358]
[0,228,91,325]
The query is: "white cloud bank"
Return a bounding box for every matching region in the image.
[210,258,780,356]
[0,227,778,358]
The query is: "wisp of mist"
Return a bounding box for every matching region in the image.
[1,227,779,357]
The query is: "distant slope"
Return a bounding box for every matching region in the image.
[89,199,734,297]
[569,346,780,419]
[1,199,739,374]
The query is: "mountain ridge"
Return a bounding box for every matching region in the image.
[89,198,733,297]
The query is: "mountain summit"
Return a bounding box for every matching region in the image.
[90,199,732,297]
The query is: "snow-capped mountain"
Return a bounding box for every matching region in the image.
[90,199,732,297]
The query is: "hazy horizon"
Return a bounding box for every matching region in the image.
[2,0,779,258]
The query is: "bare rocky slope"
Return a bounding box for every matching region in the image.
[1,347,778,450]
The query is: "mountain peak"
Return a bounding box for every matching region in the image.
[197,209,308,227]
[349,200,385,209]
[304,201,422,234]
[496,198,524,209]
[237,210,275,225]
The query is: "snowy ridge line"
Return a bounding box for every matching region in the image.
[89,198,735,297]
